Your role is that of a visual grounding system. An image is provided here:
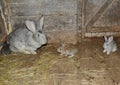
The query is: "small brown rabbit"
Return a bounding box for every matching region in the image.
[57,44,78,58]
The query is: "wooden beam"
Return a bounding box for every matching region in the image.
[85,32,120,37]
[87,26,120,33]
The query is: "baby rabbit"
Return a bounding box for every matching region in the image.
[57,44,78,58]
[103,36,117,55]
[5,15,47,54]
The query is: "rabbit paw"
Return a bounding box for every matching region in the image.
[103,50,106,53]
[112,48,117,52]
[60,53,64,56]
[106,51,110,55]
[68,55,74,58]
[22,50,36,55]
[30,51,37,55]
[23,51,31,54]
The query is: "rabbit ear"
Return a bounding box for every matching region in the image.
[25,20,36,34]
[108,36,113,42]
[37,15,44,31]
[104,36,108,41]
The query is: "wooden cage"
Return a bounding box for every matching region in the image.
[0,0,120,43]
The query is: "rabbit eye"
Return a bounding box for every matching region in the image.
[37,33,40,37]
[106,43,109,46]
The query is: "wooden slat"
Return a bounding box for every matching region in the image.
[86,0,114,30]
[87,26,120,32]
[85,32,120,37]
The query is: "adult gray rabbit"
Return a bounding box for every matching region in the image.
[4,16,47,54]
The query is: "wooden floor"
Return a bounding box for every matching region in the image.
[0,37,120,85]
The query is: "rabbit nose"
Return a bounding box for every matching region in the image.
[42,35,47,44]
[38,31,42,33]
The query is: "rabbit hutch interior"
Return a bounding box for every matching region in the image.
[0,0,120,85]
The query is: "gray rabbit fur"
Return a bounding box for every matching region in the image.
[7,16,47,54]
[57,44,78,58]
[103,36,117,55]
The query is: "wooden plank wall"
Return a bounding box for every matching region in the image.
[9,0,81,44]
[6,0,120,43]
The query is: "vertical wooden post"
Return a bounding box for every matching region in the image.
[81,0,86,38]
[0,6,7,44]
[0,0,12,47]
[76,0,80,43]
[4,0,12,35]
[76,0,82,43]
